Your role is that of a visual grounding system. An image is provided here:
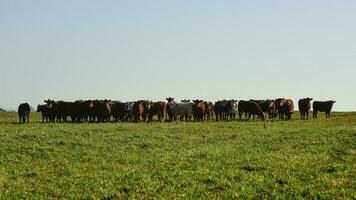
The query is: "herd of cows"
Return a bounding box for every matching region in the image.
[16,98,336,123]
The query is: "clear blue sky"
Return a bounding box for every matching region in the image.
[1,1,355,111]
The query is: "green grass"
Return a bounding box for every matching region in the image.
[0,112,355,199]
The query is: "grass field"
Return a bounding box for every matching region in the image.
[0,112,355,199]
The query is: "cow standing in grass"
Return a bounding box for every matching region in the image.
[193,100,206,121]
[111,101,126,122]
[298,98,313,120]
[37,104,51,122]
[238,100,265,121]
[166,100,194,121]
[204,101,214,121]
[18,103,30,123]
[250,99,276,119]
[147,101,166,122]
[279,99,294,120]
[313,101,336,118]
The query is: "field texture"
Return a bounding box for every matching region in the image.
[0,112,355,199]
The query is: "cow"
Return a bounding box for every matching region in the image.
[313,101,336,118]
[238,100,265,121]
[214,100,237,121]
[37,104,51,122]
[274,98,284,119]
[124,102,135,122]
[132,100,149,122]
[92,100,111,122]
[44,99,58,122]
[44,100,71,123]
[214,100,226,121]
[166,97,175,121]
[18,103,31,123]
[274,98,294,120]
[280,99,294,120]
[204,101,214,121]
[226,100,238,121]
[250,99,276,119]
[147,101,166,122]
[298,98,313,120]
[192,100,206,121]
[111,101,126,122]
[267,100,277,118]
[70,100,94,123]
[167,101,194,121]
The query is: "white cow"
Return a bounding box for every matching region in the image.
[167,101,194,121]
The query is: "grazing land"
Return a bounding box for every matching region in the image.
[0,112,355,199]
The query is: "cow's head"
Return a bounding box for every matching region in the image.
[306,97,313,102]
[36,104,41,112]
[260,112,266,121]
[275,98,285,107]
[230,99,237,103]
[166,97,174,102]
[268,100,276,109]
[44,99,55,108]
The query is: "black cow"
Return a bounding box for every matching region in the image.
[18,103,31,123]
[298,98,313,120]
[147,101,166,122]
[250,99,275,119]
[238,100,265,121]
[111,101,126,122]
[92,100,111,122]
[214,100,238,121]
[37,104,51,122]
[313,101,336,118]
[214,100,226,121]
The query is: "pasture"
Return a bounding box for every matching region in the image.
[0,112,355,199]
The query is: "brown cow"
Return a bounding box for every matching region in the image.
[280,99,294,120]
[204,101,214,121]
[133,100,148,122]
[192,100,206,121]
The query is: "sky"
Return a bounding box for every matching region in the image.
[0,0,355,111]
